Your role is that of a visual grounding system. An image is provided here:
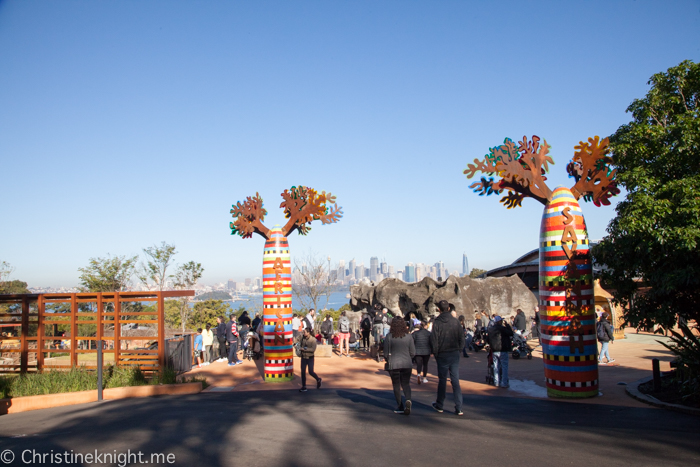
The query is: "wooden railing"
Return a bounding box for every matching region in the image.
[0,291,194,373]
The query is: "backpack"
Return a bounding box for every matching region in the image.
[596,322,607,341]
[339,317,349,333]
[361,317,372,331]
[321,320,332,336]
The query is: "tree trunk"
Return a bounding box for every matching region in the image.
[539,187,599,398]
[262,227,293,382]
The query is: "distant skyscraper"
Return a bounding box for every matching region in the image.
[388,265,395,278]
[397,270,404,281]
[370,257,379,281]
[337,259,346,283]
[227,279,234,290]
[355,264,363,280]
[245,278,251,287]
[349,259,356,280]
[405,263,415,283]
[462,253,469,276]
[380,261,388,274]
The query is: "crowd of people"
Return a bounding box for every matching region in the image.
[191,303,619,414]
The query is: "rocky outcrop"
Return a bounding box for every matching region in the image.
[350,275,537,322]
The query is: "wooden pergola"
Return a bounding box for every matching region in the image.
[0,290,194,373]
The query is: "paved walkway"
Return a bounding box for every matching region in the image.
[0,330,695,467]
[187,329,674,408]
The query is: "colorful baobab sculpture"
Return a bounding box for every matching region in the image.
[229,186,342,382]
[464,135,618,398]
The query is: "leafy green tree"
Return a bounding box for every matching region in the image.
[0,261,14,283]
[164,299,183,331]
[594,60,700,330]
[78,255,138,292]
[0,280,29,294]
[190,300,232,329]
[138,242,177,291]
[172,261,204,333]
[469,268,487,278]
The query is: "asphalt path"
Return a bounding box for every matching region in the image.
[0,389,698,467]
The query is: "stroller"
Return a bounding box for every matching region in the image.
[471,328,487,352]
[511,331,533,360]
[244,330,263,361]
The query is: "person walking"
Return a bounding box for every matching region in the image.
[226,314,243,366]
[371,304,384,346]
[430,300,465,416]
[458,315,470,358]
[488,315,514,388]
[296,326,321,392]
[513,309,527,335]
[337,311,351,357]
[215,316,228,362]
[193,328,204,369]
[412,321,431,384]
[382,308,391,338]
[384,318,416,415]
[251,313,262,332]
[597,312,615,364]
[320,314,334,345]
[292,313,301,340]
[202,323,214,365]
[304,309,317,333]
[360,312,372,350]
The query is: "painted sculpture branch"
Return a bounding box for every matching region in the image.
[567,136,620,206]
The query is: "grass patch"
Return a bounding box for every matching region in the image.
[0,365,203,398]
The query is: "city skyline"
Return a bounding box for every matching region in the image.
[2,2,698,287]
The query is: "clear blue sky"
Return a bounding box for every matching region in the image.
[1,1,699,287]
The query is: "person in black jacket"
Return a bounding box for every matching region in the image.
[513,309,527,334]
[430,300,466,416]
[215,316,228,362]
[412,321,431,384]
[384,318,416,414]
[488,316,514,388]
[597,312,615,364]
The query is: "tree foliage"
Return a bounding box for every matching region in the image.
[172,261,204,333]
[594,60,700,330]
[469,268,488,278]
[190,300,232,329]
[138,242,178,291]
[165,299,231,332]
[78,255,138,292]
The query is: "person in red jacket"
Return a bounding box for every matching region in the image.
[226,315,242,366]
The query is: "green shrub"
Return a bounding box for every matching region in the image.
[8,367,98,398]
[151,366,177,385]
[0,364,196,398]
[660,322,700,404]
[104,365,148,389]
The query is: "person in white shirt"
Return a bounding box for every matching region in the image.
[292,314,301,340]
[202,323,214,365]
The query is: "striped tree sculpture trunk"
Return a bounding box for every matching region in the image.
[229,187,343,383]
[262,227,293,381]
[539,187,598,398]
[464,135,619,399]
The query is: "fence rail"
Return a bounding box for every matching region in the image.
[0,291,194,373]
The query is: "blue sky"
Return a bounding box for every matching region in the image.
[1,1,699,287]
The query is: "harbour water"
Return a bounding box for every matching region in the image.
[210,291,351,313]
